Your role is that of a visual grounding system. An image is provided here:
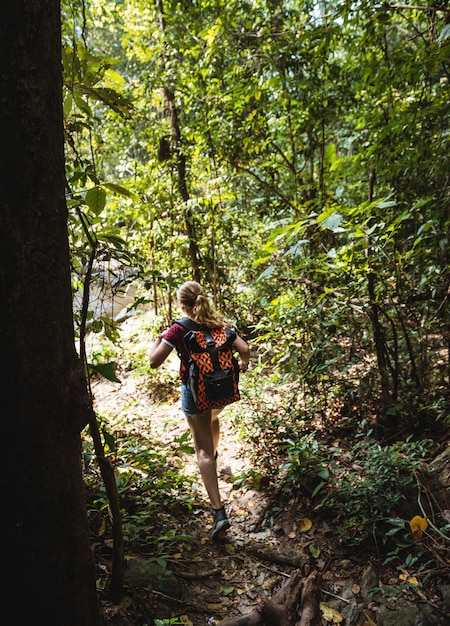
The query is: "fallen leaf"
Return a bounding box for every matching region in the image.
[351,583,360,594]
[362,611,377,626]
[399,573,419,586]
[299,517,313,533]
[309,543,321,558]
[221,586,234,596]
[320,602,344,623]
[409,515,428,541]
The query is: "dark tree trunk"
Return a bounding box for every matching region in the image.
[0,3,101,624]
[366,169,393,422]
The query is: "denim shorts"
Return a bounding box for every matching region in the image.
[181,383,208,417]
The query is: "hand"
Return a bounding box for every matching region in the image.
[239,360,249,372]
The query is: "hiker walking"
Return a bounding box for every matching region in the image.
[149,281,250,541]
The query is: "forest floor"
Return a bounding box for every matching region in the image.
[90,363,450,626]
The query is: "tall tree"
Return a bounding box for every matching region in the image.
[0,2,100,623]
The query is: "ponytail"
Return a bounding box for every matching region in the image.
[177,281,230,329]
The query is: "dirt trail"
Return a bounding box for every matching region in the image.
[91,370,268,536]
[91,370,309,624]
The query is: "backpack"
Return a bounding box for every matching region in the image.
[176,317,240,411]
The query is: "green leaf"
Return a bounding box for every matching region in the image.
[89,361,121,383]
[103,182,140,200]
[96,232,127,248]
[221,586,235,596]
[438,23,450,44]
[102,428,116,453]
[85,187,106,215]
[318,212,343,233]
[255,264,276,282]
[309,544,321,558]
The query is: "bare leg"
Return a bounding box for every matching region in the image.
[211,408,222,456]
[187,410,221,509]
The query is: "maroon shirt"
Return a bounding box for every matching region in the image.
[161,322,190,383]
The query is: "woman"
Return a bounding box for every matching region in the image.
[149,281,250,541]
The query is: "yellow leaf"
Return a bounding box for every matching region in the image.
[98,517,106,537]
[174,552,183,559]
[409,515,428,541]
[320,602,344,623]
[399,573,419,586]
[409,515,428,531]
[299,517,313,533]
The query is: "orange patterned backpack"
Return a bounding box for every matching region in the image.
[176,318,240,411]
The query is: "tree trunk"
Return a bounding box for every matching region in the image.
[156,0,201,282]
[366,169,393,421]
[164,86,201,282]
[0,3,101,624]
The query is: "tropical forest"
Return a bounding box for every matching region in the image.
[20,0,450,624]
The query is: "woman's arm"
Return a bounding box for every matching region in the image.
[149,335,173,368]
[233,335,250,372]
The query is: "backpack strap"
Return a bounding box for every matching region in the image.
[202,328,221,370]
[175,317,201,332]
[176,319,224,370]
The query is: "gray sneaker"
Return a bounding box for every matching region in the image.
[211,506,230,541]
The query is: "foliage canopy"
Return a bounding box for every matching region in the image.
[63,0,449,428]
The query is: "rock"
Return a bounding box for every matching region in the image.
[360,565,379,600]
[124,555,183,598]
[377,596,447,626]
[423,446,450,513]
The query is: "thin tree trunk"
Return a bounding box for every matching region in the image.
[156,0,201,282]
[78,233,124,602]
[164,87,201,281]
[366,169,392,419]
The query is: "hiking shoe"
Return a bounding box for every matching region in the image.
[211,506,230,542]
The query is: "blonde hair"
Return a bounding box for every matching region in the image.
[177,281,230,329]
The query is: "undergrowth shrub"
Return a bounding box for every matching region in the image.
[231,370,330,492]
[319,435,436,547]
[232,372,439,557]
[83,428,197,553]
